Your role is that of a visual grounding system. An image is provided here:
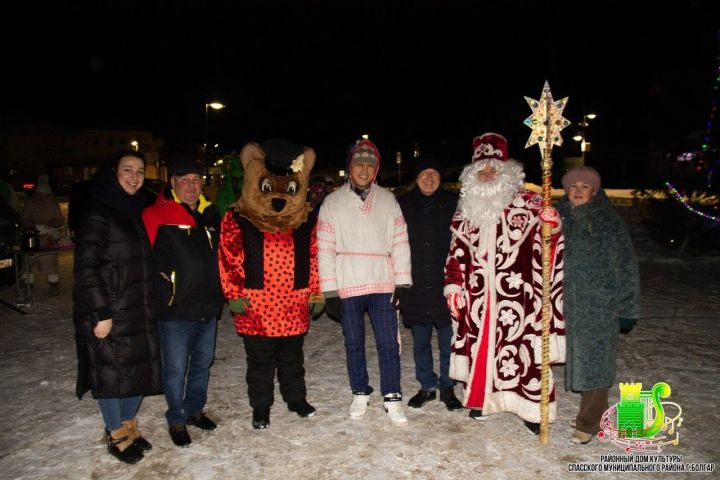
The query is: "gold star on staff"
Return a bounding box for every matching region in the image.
[523,81,570,151]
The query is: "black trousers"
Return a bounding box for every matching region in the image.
[242,334,307,408]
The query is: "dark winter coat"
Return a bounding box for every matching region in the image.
[142,187,224,321]
[398,187,458,327]
[73,166,162,400]
[557,190,640,392]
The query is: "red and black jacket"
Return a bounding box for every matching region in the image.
[142,186,224,320]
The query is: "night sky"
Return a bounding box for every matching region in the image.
[2,1,719,181]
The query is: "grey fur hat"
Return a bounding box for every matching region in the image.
[561,166,601,192]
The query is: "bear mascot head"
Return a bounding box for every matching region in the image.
[229,139,316,232]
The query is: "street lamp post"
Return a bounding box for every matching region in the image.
[572,113,596,166]
[204,101,225,177]
[396,151,402,185]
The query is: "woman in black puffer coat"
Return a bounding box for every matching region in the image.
[73,150,162,464]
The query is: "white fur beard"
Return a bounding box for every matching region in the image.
[458,159,525,229]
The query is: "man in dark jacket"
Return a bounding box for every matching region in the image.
[398,154,463,411]
[142,159,224,447]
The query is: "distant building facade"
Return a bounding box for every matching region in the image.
[0,121,164,191]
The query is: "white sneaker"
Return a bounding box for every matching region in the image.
[349,394,370,419]
[384,400,408,425]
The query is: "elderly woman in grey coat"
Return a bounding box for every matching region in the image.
[556,166,640,445]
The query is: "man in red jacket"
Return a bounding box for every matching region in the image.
[142,158,224,448]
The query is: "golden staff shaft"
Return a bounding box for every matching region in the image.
[539,87,554,445]
[539,144,553,445]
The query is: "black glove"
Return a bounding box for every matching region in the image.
[391,286,409,310]
[325,297,343,322]
[619,317,637,334]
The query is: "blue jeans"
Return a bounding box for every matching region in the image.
[159,317,217,425]
[411,323,453,391]
[341,293,401,396]
[97,396,143,431]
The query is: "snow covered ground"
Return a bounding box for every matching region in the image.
[0,221,718,479]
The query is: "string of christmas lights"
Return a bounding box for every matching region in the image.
[705,28,720,188]
[664,182,720,223]
[665,28,720,219]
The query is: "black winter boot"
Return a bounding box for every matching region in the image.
[106,426,144,464]
[287,399,316,418]
[439,387,463,411]
[122,418,152,451]
[252,407,271,429]
[407,389,436,408]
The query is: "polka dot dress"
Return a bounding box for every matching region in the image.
[219,212,319,337]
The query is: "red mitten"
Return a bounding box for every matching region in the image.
[446,292,465,318]
[539,207,560,228]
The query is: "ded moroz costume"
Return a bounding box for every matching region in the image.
[444,133,565,433]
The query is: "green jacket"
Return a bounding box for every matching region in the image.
[557,190,640,392]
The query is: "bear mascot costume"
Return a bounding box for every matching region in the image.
[218,139,323,429]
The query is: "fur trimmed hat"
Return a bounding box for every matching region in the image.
[472,132,508,163]
[168,158,204,177]
[561,166,602,192]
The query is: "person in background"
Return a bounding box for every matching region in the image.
[21,174,65,296]
[397,154,463,412]
[142,158,224,447]
[0,194,21,248]
[73,150,162,464]
[308,175,328,213]
[556,166,640,445]
[444,132,564,435]
[0,179,23,214]
[317,138,412,426]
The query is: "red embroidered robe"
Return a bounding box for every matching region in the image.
[444,189,565,422]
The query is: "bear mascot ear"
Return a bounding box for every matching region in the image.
[301,147,316,173]
[239,142,265,170]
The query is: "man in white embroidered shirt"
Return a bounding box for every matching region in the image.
[317,138,412,425]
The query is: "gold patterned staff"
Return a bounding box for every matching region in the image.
[523,81,569,445]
